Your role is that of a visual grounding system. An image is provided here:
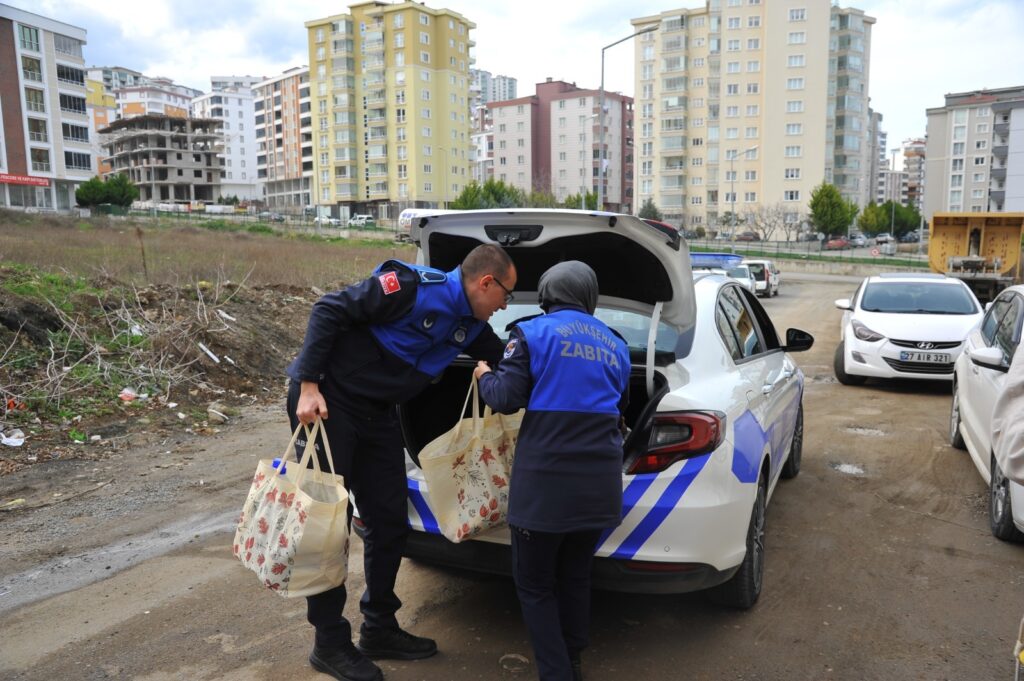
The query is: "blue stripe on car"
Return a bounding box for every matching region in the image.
[407,478,441,534]
[596,473,660,550]
[608,454,712,560]
[731,410,767,484]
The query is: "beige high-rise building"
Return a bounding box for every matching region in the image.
[305,1,474,221]
[632,1,874,236]
[253,67,313,212]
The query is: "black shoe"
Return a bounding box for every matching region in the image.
[309,644,383,681]
[570,650,583,681]
[356,626,438,660]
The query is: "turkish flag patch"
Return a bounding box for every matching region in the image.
[378,271,401,295]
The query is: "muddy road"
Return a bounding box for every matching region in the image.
[1,277,1021,681]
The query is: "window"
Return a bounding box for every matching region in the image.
[746,83,759,94]
[59,94,87,115]
[785,145,802,157]
[716,287,764,361]
[419,12,430,25]
[787,100,804,113]
[953,125,966,141]
[746,105,759,116]
[976,107,991,118]
[784,190,800,201]
[27,118,47,142]
[727,39,741,51]
[727,17,740,29]
[691,157,703,167]
[726,84,739,95]
[974,156,987,166]
[972,189,986,199]
[745,170,757,181]
[950,190,962,204]
[745,192,757,202]
[786,123,802,135]
[973,172,986,182]
[747,38,760,49]
[789,8,806,21]
[788,32,806,44]
[951,158,964,171]
[691,196,703,205]
[747,60,760,72]
[727,61,740,74]
[952,142,965,155]
[726,106,739,117]
[787,54,805,68]
[25,88,45,113]
[725,170,737,181]
[786,78,805,90]
[977,123,989,133]
[784,168,800,179]
[21,56,42,82]
[64,151,91,170]
[975,140,988,150]
[420,51,430,63]
[420,31,429,44]
[950,175,963,188]
[62,123,89,142]
[18,25,39,51]
[726,127,738,139]
[748,16,760,28]
[30,148,49,172]
[745,126,758,138]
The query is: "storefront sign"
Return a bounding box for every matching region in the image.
[0,173,50,187]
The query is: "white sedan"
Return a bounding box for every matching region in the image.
[833,273,983,384]
[950,285,1024,540]
[380,209,813,609]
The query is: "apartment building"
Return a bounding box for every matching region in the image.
[112,76,201,120]
[305,1,474,219]
[191,76,261,200]
[923,86,1024,218]
[87,66,144,93]
[0,5,91,210]
[470,69,517,107]
[866,108,885,203]
[902,137,925,211]
[878,167,907,204]
[631,1,874,232]
[253,67,313,212]
[487,79,633,211]
[100,114,222,204]
[86,78,115,174]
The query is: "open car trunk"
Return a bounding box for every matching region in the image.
[398,361,668,468]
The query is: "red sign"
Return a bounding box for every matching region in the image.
[378,271,401,295]
[0,173,49,187]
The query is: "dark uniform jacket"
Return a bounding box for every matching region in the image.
[288,260,504,411]
[478,305,631,533]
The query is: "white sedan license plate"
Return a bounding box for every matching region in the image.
[899,350,951,363]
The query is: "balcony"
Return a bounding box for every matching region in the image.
[22,69,42,82]
[26,101,45,113]
[990,190,1005,203]
[992,144,1008,159]
[991,166,1007,181]
[994,121,1009,136]
[31,160,50,172]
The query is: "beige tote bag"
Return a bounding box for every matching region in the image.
[419,377,522,543]
[233,419,349,597]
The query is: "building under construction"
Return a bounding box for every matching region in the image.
[99,114,223,204]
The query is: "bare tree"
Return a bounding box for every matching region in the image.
[780,209,804,243]
[748,203,787,242]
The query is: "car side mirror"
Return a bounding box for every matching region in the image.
[834,298,852,310]
[969,345,1008,373]
[985,301,994,313]
[783,328,814,352]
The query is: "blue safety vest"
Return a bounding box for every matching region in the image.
[369,262,486,377]
[518,309,630,415]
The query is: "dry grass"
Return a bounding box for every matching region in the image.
[0,210,416,289]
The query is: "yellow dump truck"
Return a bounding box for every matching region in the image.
[929,212,1024,303]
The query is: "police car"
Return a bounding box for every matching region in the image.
[386,209,812,608]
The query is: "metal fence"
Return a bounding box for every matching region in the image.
[687,237,930,268]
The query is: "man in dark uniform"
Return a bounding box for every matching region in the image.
[288,243,515,681]
[473,261,630,681]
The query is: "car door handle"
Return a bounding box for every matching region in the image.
[780,370,794,381]
[762,384,774,395]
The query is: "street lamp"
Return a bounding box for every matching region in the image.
[599,24,658,212]
[728,144,759,252]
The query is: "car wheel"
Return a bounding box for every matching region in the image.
[949,384,966,450]
[781,403,803,479]
[833,341,866,386]
[710,475,766,609]
[990,455,1024,541]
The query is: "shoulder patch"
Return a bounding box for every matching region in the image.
[503,338,519,359]
[378,271,401,295]
[417,269,447,284]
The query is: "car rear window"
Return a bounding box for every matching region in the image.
[861,282,978,315]
[746,263,766,280]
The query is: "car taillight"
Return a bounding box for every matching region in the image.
[626,411,725,475]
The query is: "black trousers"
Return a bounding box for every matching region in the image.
[287,381,409,648]
[510,525,603,681]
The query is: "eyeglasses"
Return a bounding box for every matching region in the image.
[492,276,515,304]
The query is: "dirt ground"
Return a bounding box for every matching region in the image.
[1,276,1022,681]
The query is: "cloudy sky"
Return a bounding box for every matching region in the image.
[17,0,1024,160]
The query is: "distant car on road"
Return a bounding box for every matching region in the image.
[899,231,920,243]
[824,236,850,250]
[258,211,285,223]
[743,259,781,298]
[734,231,761,242]
[348,214,376,227]
[849,233,867,247]
[727,264,758,294]
[314,215,342,226]
[875,232,894,244]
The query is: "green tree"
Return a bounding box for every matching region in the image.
[562,190,597,210]
[450,179,529,209]
[526,190,559,208]
[103,173,140,207]
[808,183,857,237]
[638,198,662,220]
[74,176,108,207]
[857,202,885,235]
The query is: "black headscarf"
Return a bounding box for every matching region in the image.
[538,261,599,314]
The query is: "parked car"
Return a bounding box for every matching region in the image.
[348,214,376,227]
[899,231,920,243]
[727,264,758,294]
[734,231,761,242]
[849,233,867,248]
[313,215,342,226]
[681,229,701,240]
[833,273,984,385]
[388,209,814,609]
[875,232,894,244]
[824,236,850,250]
[258,211,285,223]
[797,231,821,242]
[743,259,781,298]
[949,285,1024,541]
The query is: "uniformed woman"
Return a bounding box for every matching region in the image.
[475,260,631,681]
